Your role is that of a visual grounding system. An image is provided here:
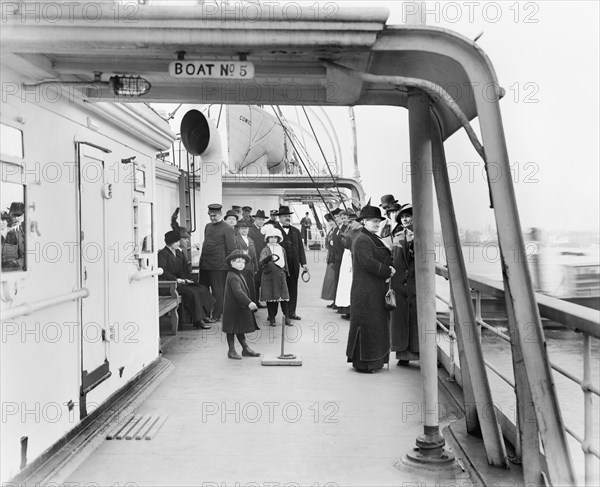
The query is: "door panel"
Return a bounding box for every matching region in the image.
[77,144,111,406]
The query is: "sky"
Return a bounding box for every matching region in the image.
[316,0,599,234]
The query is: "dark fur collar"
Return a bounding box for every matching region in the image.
[360,227,388,250]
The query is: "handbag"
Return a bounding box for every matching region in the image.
[384,279,396,311]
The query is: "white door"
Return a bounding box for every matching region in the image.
[78,143,111,414]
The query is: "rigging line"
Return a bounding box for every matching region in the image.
[216,104,223,127]
[272,107,335,219]
[302,106,349,212]
[294,106,308,153]
[277,107,318,179]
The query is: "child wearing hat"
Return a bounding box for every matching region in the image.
[222,249,261,360]
[259,226,291,326]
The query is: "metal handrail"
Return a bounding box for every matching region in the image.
[1,288,90,321]
[434,264,600,485]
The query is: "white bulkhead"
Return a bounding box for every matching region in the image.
[0,64,175,481]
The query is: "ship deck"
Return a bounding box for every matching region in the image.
[63,251,473,487]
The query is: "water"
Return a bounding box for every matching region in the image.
[435,245,600,483]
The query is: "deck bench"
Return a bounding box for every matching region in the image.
[158,281,181,335]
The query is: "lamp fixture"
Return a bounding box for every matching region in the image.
[22,73,151,98]
[109,75,151,97]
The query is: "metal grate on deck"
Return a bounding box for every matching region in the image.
[106,415,167,440]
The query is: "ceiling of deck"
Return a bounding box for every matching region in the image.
[1,3,498,141]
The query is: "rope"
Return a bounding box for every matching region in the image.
[301,106,348,212]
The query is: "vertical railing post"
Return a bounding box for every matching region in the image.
[406,89,452,465]
[475,290,482,344]
[583,334,593,486]
[502,268,543,485]
[448,279,456,381]
[431,117,507,466]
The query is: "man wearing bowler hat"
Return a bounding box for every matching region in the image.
[274,205,307,320]
[199,203,236,321]
[249,209,268,306]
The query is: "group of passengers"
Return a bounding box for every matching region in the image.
[1,202,26,272]
[158,203,308,360]
[322,195,419,373]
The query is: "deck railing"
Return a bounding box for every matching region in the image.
[435,263,599,486]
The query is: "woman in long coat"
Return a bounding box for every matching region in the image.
[234,219,259,302]
[320,214,339,303]
[346,205,395,373]
[390,204,419,366]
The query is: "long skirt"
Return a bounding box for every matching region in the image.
[320,263,338,300]
[335,249,352,307]
[348,330,388,371]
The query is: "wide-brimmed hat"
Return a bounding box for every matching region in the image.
[164,230,180,245]
[276,205,294,216]
[379,194,398,209]
[235,219,251,228]
[330,208,342,216]
[356,205,385,222]
[252,209,267,218]
[399,203,412,215]
[264,226,283,242]
[226,249,251,265]
[224,210,239,220]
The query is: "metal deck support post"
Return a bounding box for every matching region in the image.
[406,89,452,465]
[477,90,576,485]
[502,264,543,485]
[431,120,508,466]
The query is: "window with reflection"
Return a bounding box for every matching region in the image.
[1,180,26,272]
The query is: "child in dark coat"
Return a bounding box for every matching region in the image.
[259,226,291,326]
[222,249,261,360]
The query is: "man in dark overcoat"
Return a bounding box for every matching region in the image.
[158,230,215,329]
[199,204,236,321]
[248,209,268,306]
[274,205,307,320]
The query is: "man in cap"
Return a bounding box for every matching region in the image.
[158,231,215,329]
[199,203,236,321]
[274,205,307,320]
[240,206,254,226]
[248,209,268,306]
[266,209,279,227]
